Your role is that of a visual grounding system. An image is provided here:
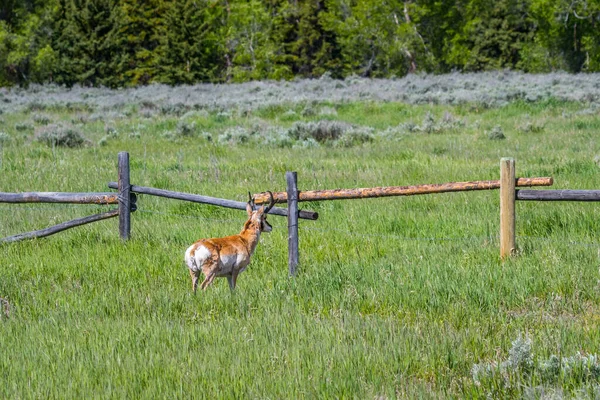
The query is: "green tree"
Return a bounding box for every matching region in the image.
[412,0,467,72]
[0,0,41,26]
[224,0,289,81]
[0,1,57,86]
[323,0,431,77]
[114,0,166,85]
[446,0,534,71]
[158,0,225,84]
[523,0,600,72]
[52,0,122,87]
[267,0,342,78]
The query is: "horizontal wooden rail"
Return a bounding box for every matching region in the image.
[517,189,600,202]
[107,182,318,220]
[0,192,118,204]
[253,177,554,204]
[0,209,119,244]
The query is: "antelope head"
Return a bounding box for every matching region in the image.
[245,191,275,233]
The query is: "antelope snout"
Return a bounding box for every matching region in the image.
[262,220,272,232]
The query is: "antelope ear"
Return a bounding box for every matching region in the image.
[246,202,254,216]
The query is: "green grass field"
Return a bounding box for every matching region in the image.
[1,86,600,398]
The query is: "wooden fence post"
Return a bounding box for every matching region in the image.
[500,158,516,259]
[118,152,131,240]
[286,171,299,276]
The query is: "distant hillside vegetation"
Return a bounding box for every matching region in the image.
[1,0,599,87]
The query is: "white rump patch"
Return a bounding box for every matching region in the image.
[185,244,212,272]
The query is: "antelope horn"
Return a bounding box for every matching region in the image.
[263,191,275,214]
[248,191,256,210]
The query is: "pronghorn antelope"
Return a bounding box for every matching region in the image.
[184,192,275,292]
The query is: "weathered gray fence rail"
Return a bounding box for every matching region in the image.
[1,151,318,245]
[0,192,118,204]
[107,182,318,220]
[1,151,135,244]
[0,209,119,244]
[516,190,600,201]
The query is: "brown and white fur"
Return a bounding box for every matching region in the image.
[184,193,275,292]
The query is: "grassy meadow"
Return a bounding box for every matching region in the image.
[1,74,600,398]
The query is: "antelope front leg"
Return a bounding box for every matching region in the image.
[229,270,239,291]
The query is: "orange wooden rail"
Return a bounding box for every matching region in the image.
[254,177,553,204]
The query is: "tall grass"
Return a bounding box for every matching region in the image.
[1,79,600,397]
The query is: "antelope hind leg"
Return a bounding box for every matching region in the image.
[201,271,217,290]
[189,269,200,293]
[200,260,219,290]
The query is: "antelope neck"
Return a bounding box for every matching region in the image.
[240,223,261,255]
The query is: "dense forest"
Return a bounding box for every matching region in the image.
[1,0,599,87]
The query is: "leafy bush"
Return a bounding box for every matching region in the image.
[105,124,119,138]
[387,112,465,136]
[35,124,89,148]
[25,100,47,112]
[472,335,534,385]
[176,120,197,137]
[15,122,34,131]
[160,103,189,116]
[472,335,600,396]
[0,131,10,145]
[214,111,232,122]
[3,73,600,114]
[487,125,506,140]
[518,121,545,133]
[287,120,353,142]
[32,114,52,125]
[217,126,251,144]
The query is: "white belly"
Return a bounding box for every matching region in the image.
[217,253,249,276]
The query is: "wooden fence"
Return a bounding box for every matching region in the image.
[2,153,599,277]
[255,158,599,272]
[0,151,318,244]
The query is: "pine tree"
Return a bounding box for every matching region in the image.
[158,0,225,84]
[52,0,121,87]
[267,0,342,78]
[445,0,534,71]
[114,0,165,85]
